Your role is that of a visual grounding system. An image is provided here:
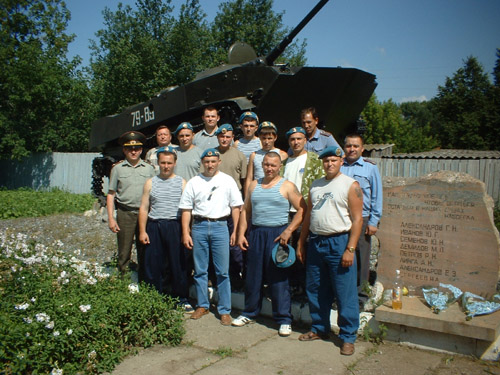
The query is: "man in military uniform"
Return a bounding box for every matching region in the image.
[340,133,383,310]
[107,131,155,280]
[301,107,340,154]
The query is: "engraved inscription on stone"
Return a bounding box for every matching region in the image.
[377,171,500,296]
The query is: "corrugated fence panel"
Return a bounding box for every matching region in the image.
[373,158,500,204]
[0,153,104,194]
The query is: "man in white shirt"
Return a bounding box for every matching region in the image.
[179,148,243,325]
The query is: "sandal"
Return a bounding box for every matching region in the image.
[298,331,329,341]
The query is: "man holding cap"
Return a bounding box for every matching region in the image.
[174,122,203,181]
[297,146,363,356]
[179,148,243,325]
[232,151,305,337]
[107,131,155,280]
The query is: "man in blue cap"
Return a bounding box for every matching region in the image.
[234,111,261,161]
[297,146,363,356]
[174,122,203,181]
[179,148,243,325]
[232,151,305,337]
[340,133,383,311]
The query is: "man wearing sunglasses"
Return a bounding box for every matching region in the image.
[107,131,155,280]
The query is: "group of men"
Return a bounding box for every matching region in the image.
[106,106,382,356]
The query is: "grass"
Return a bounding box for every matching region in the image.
[0,188,96,219]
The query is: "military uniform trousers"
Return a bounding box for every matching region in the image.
[116,207,145,281]
[242,224,292,325]
[144,219,189,301]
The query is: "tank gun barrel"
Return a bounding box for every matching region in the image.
[265,0,329,66]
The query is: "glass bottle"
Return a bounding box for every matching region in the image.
[392,269,403,310]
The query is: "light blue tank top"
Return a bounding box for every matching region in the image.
[253,148,280,180]
[237,138,261,161]
[251,178,289,227]
[149,175,183,220]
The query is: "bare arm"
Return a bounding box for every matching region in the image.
[342,181,363,268]
[138,179,152,245]
[237,180,256,250]
[181,209,193,250]
[296,193,313,264]
[106,191,119,233]
[274,181,306,245]
[243,152,255,197]
[230,206,241,247]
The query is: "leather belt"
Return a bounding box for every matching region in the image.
[193,216,228,222]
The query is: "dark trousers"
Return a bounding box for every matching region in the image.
[228,215,245,283]
[143,219,189,301]
[116,208,145,281]
[242,225,292,325]
[356,217,371,303]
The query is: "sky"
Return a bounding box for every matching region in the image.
[65,0,500,103]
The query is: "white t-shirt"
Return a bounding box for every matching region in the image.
[179,171,243,218]
[283,153,307,213]
[309,173,355,235]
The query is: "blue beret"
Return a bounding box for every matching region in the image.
[156,146,177,156]
[271,243,296,268]
[238,111,259,124]
[201,148,220,159]
[285,127,306,139]
[257,121,277,134]
[319,146,344,159]
[215,123,234,135]
[174,122,193,136]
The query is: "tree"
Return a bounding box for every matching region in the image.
[434,56,496,150]
[0,0,95,159]
[361,95,438,153]
[210,0,307,67]
[89,0,175,117]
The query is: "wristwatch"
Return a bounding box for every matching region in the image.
[346,247,355,253]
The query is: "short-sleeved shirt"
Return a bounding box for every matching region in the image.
[179,171,243,218]
[309,173,356,235]
[217,146,247,190]
[174,146,203,181]
[305,128,340,155]
[108,159,155,209]
[193,128,219,151]
[145,144,178,174]
[341,156,383,227]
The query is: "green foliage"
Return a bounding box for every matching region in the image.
[212,346,234,358]
[0,232,185,374]
[0,0,96,159]
[361,95,439,153]
[494,203,500,233]
[433,56,498,150]
[0,188,96,219]
[360,315,387,344]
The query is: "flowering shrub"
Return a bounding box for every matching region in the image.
[0,230,185,374]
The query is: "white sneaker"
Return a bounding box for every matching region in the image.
[279,324,292,337]
[232,315,253,327]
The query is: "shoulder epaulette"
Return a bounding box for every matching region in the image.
[364,158,377,165]
[112,159,125,168]
[319,129,333,136]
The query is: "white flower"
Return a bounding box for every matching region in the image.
[11,266,17,272]
[35,313,50,323]
[51,368,63,375]
[45,321,55,329]
[23,317,32,324]
[26,332,30,337]
[88,350,97,359]
[128,283,139,294]
[79,304,91,313]
[66,328,73,335]
[15,303,29,310]
[30,297,36,303]
[53,330,60,337]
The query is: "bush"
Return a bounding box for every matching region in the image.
[0,231,185,374]
[0,188,96,219]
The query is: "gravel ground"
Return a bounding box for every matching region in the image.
[0,210,118,266]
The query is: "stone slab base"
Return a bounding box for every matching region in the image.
[375,296,500,360]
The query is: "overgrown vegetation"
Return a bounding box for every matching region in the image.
[0,231,185,374]
[0,188,96,219]
[494,203,500,232]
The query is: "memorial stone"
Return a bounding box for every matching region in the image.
[377,171,500,296]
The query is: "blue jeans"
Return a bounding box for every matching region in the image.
[192,220,231,314]
[306,232,359,343]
